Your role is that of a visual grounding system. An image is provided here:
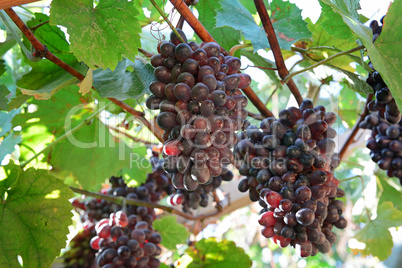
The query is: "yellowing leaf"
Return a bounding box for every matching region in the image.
[79,69,93,96]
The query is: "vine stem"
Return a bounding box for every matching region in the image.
[253,0,303,106]
[339,94,373,160]
[284,45,365,83]
[70,187,221,221]
[138,48,154,58]
[20,103,111,169]
[107,125,159,146]
[229,44,251,56]
[169,0,274,118]
[149,0,186,43]
[4,7,164,143]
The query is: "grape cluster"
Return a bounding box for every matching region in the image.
[359,113,402,183]
[234,100,346,257]
[146,29,250,192]
[366,18,401,124]
[167,167,233,211]
[90,211,162,268]
[63,227,97,268]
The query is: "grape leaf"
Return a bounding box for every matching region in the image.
[18,64,87,100]
[354,202,402,261]
[0,109,19,137]
[0,131,21,163]
[320,0,402,111]
[0,163,73,268]
[0,38,16,57]
[270,0,311,50]
[240,50,281,86]
[153,215,190,250]
[120,149,152,188]
[0,84,9,110]
[50,0,142,70]
[79,69,93,96]
[135,0,164,27]
[304,17,360,72]
[318,0,355,39]
[17,13,82,98]
[12,86,90,135]
[7,94,31,111]
[215,0,267,52]
[93,59,154,100]
[196,0,241,51]
[49,117,133,191]
[378,177,402,211]
[331,66,373,97]
[181,238,252,268]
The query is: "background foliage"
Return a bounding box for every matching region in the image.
[0,0,401,267]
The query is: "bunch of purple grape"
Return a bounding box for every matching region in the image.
[360,113,402,183]
[90,211,162,268]
[366,17,401,124]
[234,100,346,257]
[146,29,250,192]
[167,167,233,211]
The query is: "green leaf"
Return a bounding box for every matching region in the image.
[0,38,17,57]
[331,66,373,97]
[270,0,311,50]
[338,85,364,126]
[18,63,87,100]
[135,0,164,27]
[0,162,73,268]
[320,0,402,111]
[0,84,9,110]
[49,117,133,191]
[354,202,402,261]
[216,0,267,51]
[319,0,355,39]
[180,238,252,268]
[305,17,360,72]
[240,49,280,86]
[0,109,20,137]
[196,0,241,51]
[0,132,21,163]
[7,94,31,111]
[17,13,82,98]
[378,177,402,211]
[50,0,142,70]
[120,148,151,187]
[93,59,154,100]
[12,86,90,135]
[153,215,190,250]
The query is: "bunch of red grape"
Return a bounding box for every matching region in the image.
[360,113,402,183]
[234,100,346,257]
[90,211,162,268]
[366,17,401,124]
[63,227,97,268]
[146,29,250,192]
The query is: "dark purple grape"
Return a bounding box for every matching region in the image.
[177,72,195,88]
[154,66,172,84]
[170,29,187,45]
[160,42,175,58]
[296,208,315,226]
[191,82,209,102]
[174,83,191,101]
[200,100,215,116]
[203,42,220,58]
